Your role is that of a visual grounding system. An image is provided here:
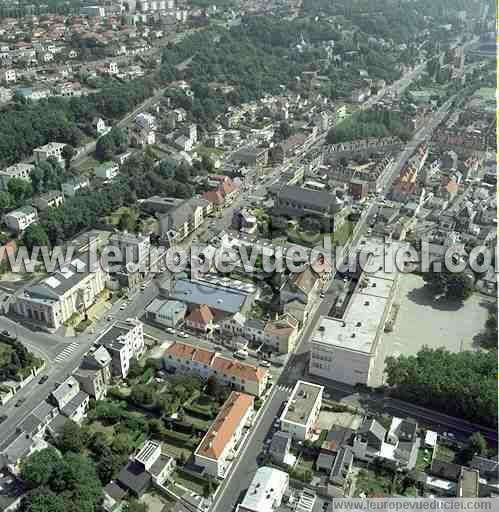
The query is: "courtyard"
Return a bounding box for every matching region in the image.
[384,273,492,357]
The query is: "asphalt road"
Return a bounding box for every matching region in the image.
[0,279,159,443]
[210,88,460,512]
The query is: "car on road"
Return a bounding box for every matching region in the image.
[166,327,175,334]
[107,315,113,321]
[120,303,127,311]
[0,415,7,424]
[179,332,189,338]
[259,360,271,368]
[15,398,26,407]
[39,375,48,384]
[320,291,325,298]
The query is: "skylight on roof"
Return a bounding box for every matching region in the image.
[44,276,61,289]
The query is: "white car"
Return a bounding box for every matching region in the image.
[260,360,271,368]
[120,304,127,311]
[166,327,174,334]
[179,332,189,338]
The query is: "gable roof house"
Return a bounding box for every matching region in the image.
[280,265,325,324]
[50,375,89,424]
[163,341,268,397]
[194,392,254,478]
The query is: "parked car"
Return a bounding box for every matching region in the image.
[0,415,7,424]
[179,332,189,339]
[234,349,248,360]
[39,375,48,384]
[259,360,271,368]
[15,398,26,407]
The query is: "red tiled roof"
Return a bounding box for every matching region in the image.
[186,304,215,326]
[196,392,254,460]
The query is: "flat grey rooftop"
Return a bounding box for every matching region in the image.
[281,380,323,426]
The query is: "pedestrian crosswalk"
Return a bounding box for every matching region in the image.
[54,342,80,364]
[276,383,294,393]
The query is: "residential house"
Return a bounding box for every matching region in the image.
[280,265,327,324]
[145,298,186,328]
[114,440,176,498]
[0,432,49,476]
[159,197,211,243]
[2,69,16,83]
[279,380,323,441]
[93,117,109,135]
[17,400,58,440]
[32,190,64,211]
[163,341,268,396]
[50,376,89,424]
[194,392,254,478]
[4,206,38,234]
[0,163,32,191]
[316,427,354,474]
[14,253,107,330]
[97,319,145,379]
[352,416,419,470]
[263,314,299,354]
[62,177,90,197]
[74,345,112,401]
[203,177,239,212]
[328,447,354,496]
[184,304,215,333]
[95,162,119,180]
[268,431,293,466]
[33,142,66,164]
[232,208,257,234]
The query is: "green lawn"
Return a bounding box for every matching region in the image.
[172,470,205,495]
[416,448,432,471]
[435,443,459,463]
[354,468,394,496]
[161,441,192,460]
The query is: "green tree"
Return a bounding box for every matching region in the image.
[19,488,70,512]
[20,447,61,488]
[277,121,292,140]
[461,432,487,463]
[118,210,137,232]
[0,191,12,210]
[61,144,75,171]
[57,420,88,453]
[7,177,32,204]
[22,224,50,251]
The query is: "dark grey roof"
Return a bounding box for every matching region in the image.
[395,419,417,442]
[0,433,32,465]
[0,468,28,511]
[322,427,354,453]
[269,431,291,461]
[169,278,249,315]
[162,197,210,230]
[18,415,42,436]
[469,456,499,480]
[358,418,386,443]
[330,447,353,486]
[117,461,151,497]
[32,400,57,423]
[316,452,336,472]
[431,459,462,482]
[61,390,89,418]
[47,413,69,435]
[104,481,128,502]
[276,185,337,212]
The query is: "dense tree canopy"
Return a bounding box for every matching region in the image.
[0,77,156,167]
[385,347,497,427]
